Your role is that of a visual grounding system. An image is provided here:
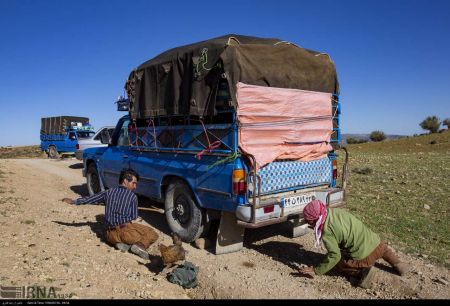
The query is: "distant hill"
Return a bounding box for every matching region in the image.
[340,133,407,145]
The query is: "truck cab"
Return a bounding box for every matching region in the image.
[75,126,115,160]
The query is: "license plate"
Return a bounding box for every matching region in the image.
[282,193,314,209]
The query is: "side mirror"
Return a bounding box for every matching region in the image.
[100,130,111,144]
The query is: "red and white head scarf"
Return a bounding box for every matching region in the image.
[303,199,328,248]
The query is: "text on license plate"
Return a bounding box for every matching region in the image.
[282,193,314,208]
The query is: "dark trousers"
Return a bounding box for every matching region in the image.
[336,241,400,276]
[106,222,158,249]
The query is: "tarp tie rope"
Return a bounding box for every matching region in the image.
[208,151,240,169]
[147,119,158,149]
[195,141,222,160]
[127,122,137,146]
[238,115,332,128]
[134,122,140,146]
[195,119,222,160]
[284,141,329,145]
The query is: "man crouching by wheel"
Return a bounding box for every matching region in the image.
[62,168,158,260]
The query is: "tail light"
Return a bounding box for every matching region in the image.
[332,159,338,180]
[232,169,246,195]
[76,144,80,150]
[263,205,274,214]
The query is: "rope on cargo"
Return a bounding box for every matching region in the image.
[147,119,158,149]
[127,119,159,149]
[284,141,329,145]
[238,115,333,128]
[207,150,240,169]
[227,37,241,45]
[128,121,139,146]
[194,119,222,160]
[274,41,302,49]
[332,96,339,118]
[315,52,334,64]
[129,121,147,147]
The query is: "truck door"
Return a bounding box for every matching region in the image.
[128,149,160,199]
[99,118,131,188]
[65,131,77,152]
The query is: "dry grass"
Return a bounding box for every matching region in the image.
[339,130,450,267]
[0,145,44,159]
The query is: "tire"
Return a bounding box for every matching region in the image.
[47,146,59,159]
[86,163,102,196]
[164,179,204,243]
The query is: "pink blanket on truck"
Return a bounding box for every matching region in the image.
[236,82,333,170]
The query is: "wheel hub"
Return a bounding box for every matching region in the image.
[90,173,100,193]
[174,195,190,224]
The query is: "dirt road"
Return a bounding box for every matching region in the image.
[0,158,448,299]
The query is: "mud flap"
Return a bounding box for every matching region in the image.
[289,218,309,238]
[215,211,245,255]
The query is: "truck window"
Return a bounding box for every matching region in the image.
[117,120,130,146]
[94,129,105,141]
[77,131,95,138]
[94,128,114,141]
[68,132,76,140]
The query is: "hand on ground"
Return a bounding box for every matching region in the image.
[61,198,75,205]
[298,265,315,278]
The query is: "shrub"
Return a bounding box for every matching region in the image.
[369,130,386,142]
[420,116,441,134]
[443,118,450,129]
[347,137,368,144]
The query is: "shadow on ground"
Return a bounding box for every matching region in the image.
[53,214,107,243]
[137,196,172,237]
[70,184,89,197]
[248,240,325,270]
[69,163,84,169]
[374,261,398,275]
[244,222,300,245]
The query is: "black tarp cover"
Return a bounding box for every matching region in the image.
[125,34,339,119]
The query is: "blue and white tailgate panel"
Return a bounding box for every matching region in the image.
[236,157,344,223]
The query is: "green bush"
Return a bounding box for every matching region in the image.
[420,116,441,134]
[443,118,450,129]
[347,138,368,144]
[369,130,386,142]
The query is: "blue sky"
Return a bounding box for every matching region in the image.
[0,0,449,146]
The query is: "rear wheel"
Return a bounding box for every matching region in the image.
[47,146,59,159]
[164,179,205,243]
[86,163,102,195]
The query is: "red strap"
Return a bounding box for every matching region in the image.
[195,140,222,160]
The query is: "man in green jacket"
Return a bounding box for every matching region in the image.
[298,200,409,288]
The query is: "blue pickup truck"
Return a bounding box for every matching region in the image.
[40,116,95,159]
[82,34,348,254]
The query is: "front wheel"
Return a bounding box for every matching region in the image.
[164,179,205,243]
[86,163,102,196]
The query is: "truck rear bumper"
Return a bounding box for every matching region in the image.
[235,187,345,228]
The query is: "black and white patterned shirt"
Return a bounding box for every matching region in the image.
[75,186,138,227]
